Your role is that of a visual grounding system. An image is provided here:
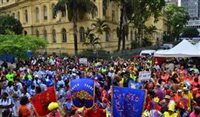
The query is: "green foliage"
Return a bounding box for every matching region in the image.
[0,15,23,35]
[142,37,152,47]
[83,19,110,52]
[130,0,165,45]
[0,34,47,58]
[163,32,171,42]
[144,25,157,35]
[54,0,97,55]
[54,0,97,21]
[79,49,110,59]
[111,0,165,49]
[83,28,101,50]
[91,18,110,35]
[164,4,189,41]
[131,41,140,49]
[181,27,199,38]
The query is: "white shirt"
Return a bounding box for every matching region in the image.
[16,82,23,90]
[0,98,13,113]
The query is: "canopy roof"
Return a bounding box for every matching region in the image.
[154,40,200,57]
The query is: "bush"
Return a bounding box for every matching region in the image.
[142,37,152,47]
[78,49,110,60]
[131,41,140,49]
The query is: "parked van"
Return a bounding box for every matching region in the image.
[139,50,156,56]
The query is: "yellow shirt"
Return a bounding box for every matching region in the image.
[183,92,193,111]
[163,112,178,117]
[119,78,124,87]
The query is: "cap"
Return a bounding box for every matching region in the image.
[164,95,171,100]
[153,97,159,103]
[48,102,59,111]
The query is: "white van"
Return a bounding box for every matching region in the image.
[140,50,156,56]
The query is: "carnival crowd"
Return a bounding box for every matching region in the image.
[0,55,199,117]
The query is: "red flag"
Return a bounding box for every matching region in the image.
[30,86,57,116]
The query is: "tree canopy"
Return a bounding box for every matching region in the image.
[0,15,23,35]
[0,34,47,58]
[54,0,97,21]
[83,28,101,50]
[164,4,189,41]
[110,0,165,50]
[54,0,97,55]
[91,18,110,36]
[181,27,199,38]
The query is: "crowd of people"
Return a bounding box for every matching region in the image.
[0,55,200,117]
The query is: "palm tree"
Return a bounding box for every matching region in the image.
[91,18,110,37]
[83,28,101,51]
[54,0,97,55]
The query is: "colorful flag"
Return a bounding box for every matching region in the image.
[112,86,146,117]
[128,80,142,89]
[70,78,94,108]
[30,86,57,116]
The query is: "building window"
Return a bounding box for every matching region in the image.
[131,30,133,40]
[24,30,27,35]
[105,30,110,42]
[61,9,66,17]
[36,30,39,37]
[52,4,56,19]
[44,29,47,40]
[52,29,56,43]
[35,7,39,22]
[79,27,85,42]
[17,11,20,20]
[44,6,48,20]
[25,10,28,22]
[103,0,107,16]
[12,13,15,18]
[62,28,67,42]
[112,10,115,22]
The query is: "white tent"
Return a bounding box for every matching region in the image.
[154,40,200,57]
[195,41,200,50]
[154,50,169,57]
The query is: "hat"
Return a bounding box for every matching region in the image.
[48,102,59,111]
[164,95,171,100]
[154,97,159,103]
[168,104,175,111]
[177,89,182,93]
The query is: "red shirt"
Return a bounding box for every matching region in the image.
[85,108,106,117]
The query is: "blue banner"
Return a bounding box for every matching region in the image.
[112,86,146,117]
[128,80,142,89]
[70,78,94,108]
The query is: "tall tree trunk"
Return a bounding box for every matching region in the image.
[73,7,78,56]
[117,29,121,51]
[122,3,126,50]
[118,1,126,51]
[138,27,142,46]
